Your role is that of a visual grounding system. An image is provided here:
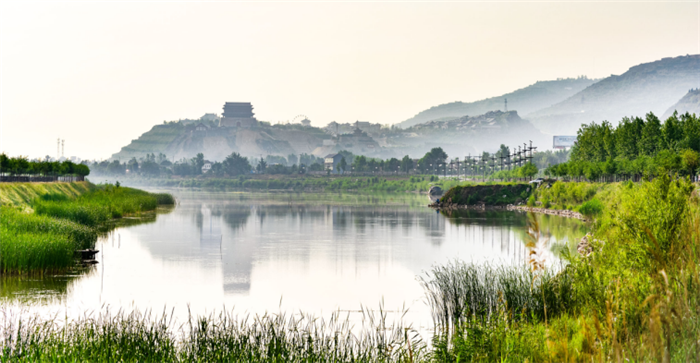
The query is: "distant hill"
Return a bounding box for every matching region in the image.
[527,54,700,135]
[662,88,700,119]
[387,110,548,158]
[396,77,597,129]
[111,122,332,162]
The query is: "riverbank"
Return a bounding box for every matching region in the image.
[0,182,174,274]
[2,177,698,360]
[434,180,618,221]
[90,174,472,194]
[0,181,94,211]
[426,175,700,361]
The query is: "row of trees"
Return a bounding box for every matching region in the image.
[91,152,329,177]
[0,154,90,176]
[545,112,700,180]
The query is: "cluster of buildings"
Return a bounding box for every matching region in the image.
[324,121,382,135]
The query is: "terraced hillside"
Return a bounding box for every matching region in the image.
[111,123,332,162]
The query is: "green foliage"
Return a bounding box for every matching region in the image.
[0,153,90,176]
[552,112,700,180]
[527,194,536,207]
[0,185,174,273]
[577,198,603,217]
[430,176,700,361]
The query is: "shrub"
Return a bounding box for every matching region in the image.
[527,195,536,207]
[577,198,603,217]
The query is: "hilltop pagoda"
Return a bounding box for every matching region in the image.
[219,102,258,128]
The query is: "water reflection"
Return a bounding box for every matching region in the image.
[1,192,586,328]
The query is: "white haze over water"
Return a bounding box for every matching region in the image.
[1,1,698,159]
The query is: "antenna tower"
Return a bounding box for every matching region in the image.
[62,139,65,158]
[504,98,508,112]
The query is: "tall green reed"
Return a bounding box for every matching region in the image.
[1,306,426,362]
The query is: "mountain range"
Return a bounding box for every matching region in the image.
[400,54,700,135]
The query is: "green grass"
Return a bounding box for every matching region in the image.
[0,183,174,274]
[0,182,93,211]
[426,175,700,361]
[32,185,164,226]
[0,225,74,274]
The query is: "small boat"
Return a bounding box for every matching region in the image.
[76,249,99,260]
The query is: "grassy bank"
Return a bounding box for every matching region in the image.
[0,182,93,211]
[426,176,700,361]
[0,183,174,274]
[439,179,622,220]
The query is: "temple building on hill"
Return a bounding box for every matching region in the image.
[219,102,259,128]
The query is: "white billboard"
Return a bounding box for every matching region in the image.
[553,136,576,149]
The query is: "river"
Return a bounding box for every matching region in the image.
[1,191,587,333]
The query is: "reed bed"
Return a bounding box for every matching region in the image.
[421,261,574,336]
[1,184,174,274]
[1,206,96,250]
[0,227,73,274]
[0,306,426,362]
[33,186,165,226]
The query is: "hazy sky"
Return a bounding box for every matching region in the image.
[1,1,699,160]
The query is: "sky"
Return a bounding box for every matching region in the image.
[1,1,699,160]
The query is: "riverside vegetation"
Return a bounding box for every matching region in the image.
[2,175,699,361]
[0,182,174,274]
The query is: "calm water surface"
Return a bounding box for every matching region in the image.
[2,191,587,331]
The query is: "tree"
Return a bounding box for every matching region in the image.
[495,144,510,159]
[223,153,251,176]
[193,153,205,174]
[680,149,700,177]
[400,155,414,173]
[352,155,368,172]
[639,113,662,156]
[287,154,298,166]
[386,157,400,172]
[127,158,139,173]
[419,147,448,172]
[338,157,347,174]
[74,163,90,176]
[662,112,683,151]
[256,157,267,174]
[519,162,538,179]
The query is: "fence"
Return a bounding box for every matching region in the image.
[0,175,85,183]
